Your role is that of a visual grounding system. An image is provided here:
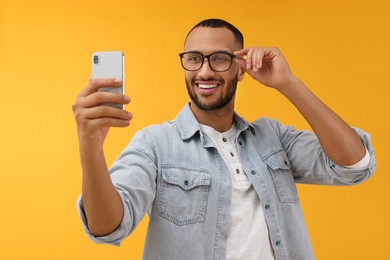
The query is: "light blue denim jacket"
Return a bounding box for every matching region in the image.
[77,103,376,260]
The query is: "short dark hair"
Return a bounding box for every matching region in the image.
[185,18,244,48]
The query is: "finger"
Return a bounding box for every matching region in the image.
[88,117,131,129]
[245,48,255,70]
[82,91,130,108]
[261,47,279,62]
[82,105,133,121]
[253,49,265,71]
[234,56,246,71]
[74,106,132,131]
[78,78,123,98]
[234,48,249,57]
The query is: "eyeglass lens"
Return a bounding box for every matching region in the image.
[181,52,233,72]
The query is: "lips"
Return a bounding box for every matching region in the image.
[198,83,218,89]
[193,79,223,90]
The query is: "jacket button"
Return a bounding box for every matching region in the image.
[265,204,271,210]
[238,141,243,145]
[184,180,189,186]
[251,170,256,175]
[276,240,281,246]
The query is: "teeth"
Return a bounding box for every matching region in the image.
[198,84,217,89]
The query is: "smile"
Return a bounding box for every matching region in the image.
[197,83,218,89]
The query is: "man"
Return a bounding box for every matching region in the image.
[73,19,375,259]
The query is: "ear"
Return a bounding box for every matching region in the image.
[237,61,245,82]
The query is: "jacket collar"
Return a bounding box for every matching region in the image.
[176,103,256,140]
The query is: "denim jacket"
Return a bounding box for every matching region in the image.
[77,103,376,260]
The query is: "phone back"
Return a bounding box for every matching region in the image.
[92,51,124,109]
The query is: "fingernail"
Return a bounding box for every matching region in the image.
[123,95,130,102]
[114,78,122,84]
[125,111,132,119]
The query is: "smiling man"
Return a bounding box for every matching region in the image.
[182,26,243,113]
[73,19,376,260]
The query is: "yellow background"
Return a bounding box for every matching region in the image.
[1,0,389,259]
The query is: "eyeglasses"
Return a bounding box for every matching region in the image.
[179,51,236,72]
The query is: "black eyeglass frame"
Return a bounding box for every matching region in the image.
[179,51,236,72]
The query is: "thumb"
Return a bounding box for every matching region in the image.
[234,57,247,73]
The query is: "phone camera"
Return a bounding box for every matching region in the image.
[93,55,99,64]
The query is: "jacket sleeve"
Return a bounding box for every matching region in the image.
[76,128,158,246]
[267,118,376,185]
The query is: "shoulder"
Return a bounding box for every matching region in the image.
[250,117,289,136]
[140,118,179,135]
[132,119,181,144]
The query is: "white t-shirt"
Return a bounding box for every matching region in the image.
[200,124,275,260]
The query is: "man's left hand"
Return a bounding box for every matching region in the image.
[234,47,295,90]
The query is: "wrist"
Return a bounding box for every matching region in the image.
[276,75,302,94]
[78,135,104,158]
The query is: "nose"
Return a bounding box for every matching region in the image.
[197,58,216,77]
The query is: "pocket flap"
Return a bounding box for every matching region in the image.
[263,151,291,170]
[162,166,211,190]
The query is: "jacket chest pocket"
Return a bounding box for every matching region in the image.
[158,165,211,226]
[264,151,298,204]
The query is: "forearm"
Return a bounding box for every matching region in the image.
[79,143,124,237]
[72,78,132,237]
[235,47,366,165]
[278,77,366,165]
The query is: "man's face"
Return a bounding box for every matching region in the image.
[183,27,244,111]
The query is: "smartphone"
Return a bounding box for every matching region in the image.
[92,51,124,109]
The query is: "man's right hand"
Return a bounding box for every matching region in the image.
[72,78,132,148]
[72,78,130,236]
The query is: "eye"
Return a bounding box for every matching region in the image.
[186,54,202,62]
[212,54,230,63]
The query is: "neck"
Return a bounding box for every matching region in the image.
[189,102,235,132]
